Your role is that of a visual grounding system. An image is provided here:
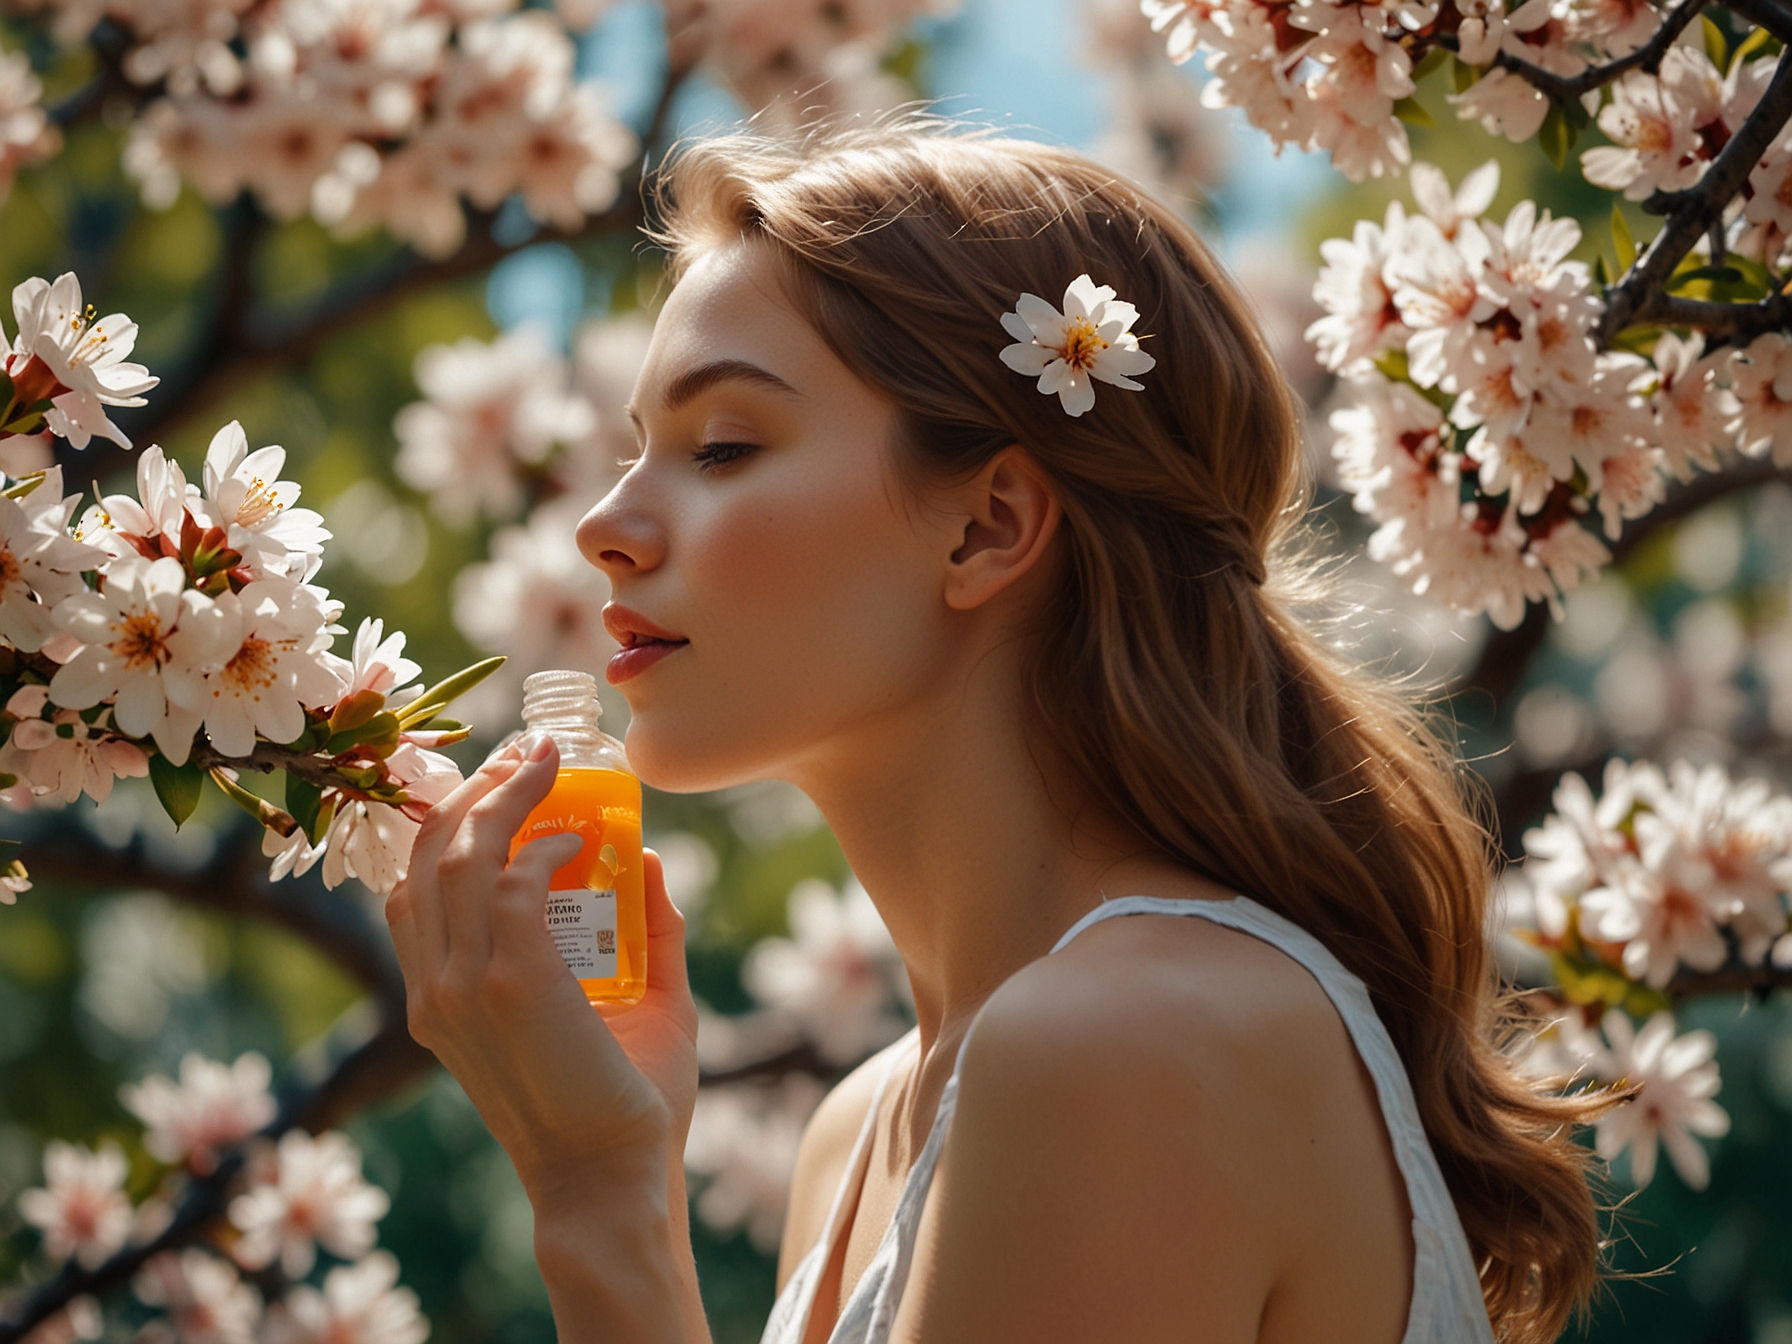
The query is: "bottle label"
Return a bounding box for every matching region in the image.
[545,888,618,979]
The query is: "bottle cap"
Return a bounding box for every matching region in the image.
[522,670,602,726]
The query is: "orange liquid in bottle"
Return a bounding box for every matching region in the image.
[510,766,646,1007]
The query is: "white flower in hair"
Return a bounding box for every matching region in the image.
[998,274,1156,417]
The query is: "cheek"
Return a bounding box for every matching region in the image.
[624,460,950,789]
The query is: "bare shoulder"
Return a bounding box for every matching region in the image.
[970,905,1361,1122]
[889,906,1411,1343]
[775,1030,914,1291]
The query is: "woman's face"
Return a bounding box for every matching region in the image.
[577,238,967,793]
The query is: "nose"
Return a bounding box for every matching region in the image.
[577,469,665,580]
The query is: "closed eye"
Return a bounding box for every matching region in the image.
[693,441,758,472]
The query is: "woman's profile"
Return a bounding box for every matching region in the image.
[384,116,1609,1344]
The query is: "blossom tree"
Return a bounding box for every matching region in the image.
[0,0,1790,1334]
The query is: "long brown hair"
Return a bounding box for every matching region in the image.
[650,115,1606,1343]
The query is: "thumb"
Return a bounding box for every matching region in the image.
[640,848,693,1007]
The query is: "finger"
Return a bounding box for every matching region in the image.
[433,737,560,970]
[489,830,588,974]
[452,734,564,869]
[384,879,424,993]
[408,736,531,882]
[639,848,693,1006]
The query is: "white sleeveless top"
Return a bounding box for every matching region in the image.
[759,894,1497,1344]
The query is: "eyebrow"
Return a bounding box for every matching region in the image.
[627,358,803,429]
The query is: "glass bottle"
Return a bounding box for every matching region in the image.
[509,670,646,1007]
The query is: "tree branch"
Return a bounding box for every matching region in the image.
[1486,0,1708,103]
[1723,0,1792,44]
[21,816,403,1001]
[1624,288,1792,342]
[1597,50,1792,343]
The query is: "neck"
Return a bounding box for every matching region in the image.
[786,636,1181,1055]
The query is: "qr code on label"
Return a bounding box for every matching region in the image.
[596,930,616,954]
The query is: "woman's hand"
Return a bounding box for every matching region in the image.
[385,733,700,1206]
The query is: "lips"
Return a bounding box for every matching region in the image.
[604,604,688,685]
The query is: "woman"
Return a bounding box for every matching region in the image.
[385,118,1607,1344]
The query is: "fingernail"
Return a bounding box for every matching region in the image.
[520,731,554,762]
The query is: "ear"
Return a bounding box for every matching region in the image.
[942,447,1063,612]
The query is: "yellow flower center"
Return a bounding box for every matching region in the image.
[1060,318,1108,373]
[113,612,172,671]
[236,477,285,528]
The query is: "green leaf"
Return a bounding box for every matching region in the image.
[1413,47,1447,81]
[1729,23,1774,71]
[1538,104,1574,170]
[1595,253,1615,286]
[0,838,20,864]
[1610,204,1636,272]
[1393,95,1435,127]
[149,755,206,829]
[210,769,298,834]
[285,776,324,842]
[1728,252,1775,297]
[0,368,13,423]
[397,656,506,727]
[1451,54,1482,93]
[1608,324,1665,357]
[1703,13,1729,69]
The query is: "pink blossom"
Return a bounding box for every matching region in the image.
[119,1052,277,1174]
[17,1140,134,1269]
[228,1130,390,1279]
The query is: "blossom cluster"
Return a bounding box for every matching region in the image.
[1312,161,1792,628]
[0,273,487,895]
[1580,43,1792,271]
[683,876,911,1247]
[391,317,646,711]
[1520,1005,1730,1189]
[1516,756,1792,991]
[0,40,60,207]
[85,0,640,257]
[661,0,955,121]
[15,1050,426,1344]
[1138,0,1733,184]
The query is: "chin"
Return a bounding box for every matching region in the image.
[621,713,784,795]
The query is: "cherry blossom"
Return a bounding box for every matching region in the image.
[1645,333,1735,482]
[119,1052,278,1173]
[1591,1010,1730,1189]
[452,495,614,685]
[47,556,234,763]
[1308,203,1411,373]
[741,877,910,1065]
[0,472,109,653]
[6,274,159,450]
[261,1251,428,1344]
[181,579,350,759]
[1727,332,1792,465]
[17,1140,135,1270]
[133,1249,262,1344]
[683,1075,827,1252]
[228,1129,391,1278]
[193,422,331,580]
[999,273,1157,417]
[1580,48,1721,200]
[394,326,597,524]
[5,708,151,804]
[0,44,60,205]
